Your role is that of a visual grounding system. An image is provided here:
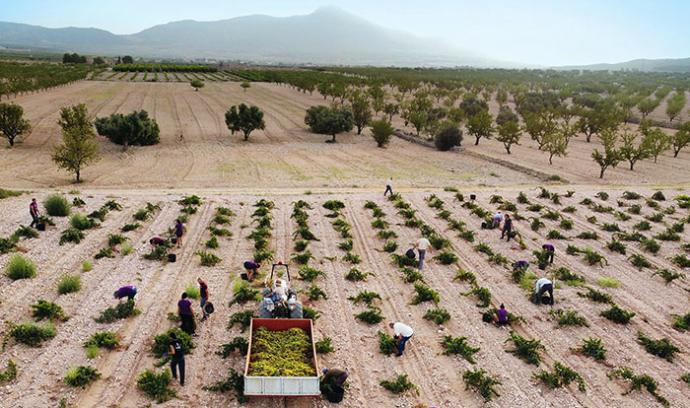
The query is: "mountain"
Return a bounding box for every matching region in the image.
[0,7,496,67]
[556,57,690,73]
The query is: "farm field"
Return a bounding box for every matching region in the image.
[0,187,689,407]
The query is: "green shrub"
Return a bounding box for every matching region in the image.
[549,308,588,327]
[640,238,661,253]
[306,285,328,301]
[298,266,325,282]
[70,213,97,230]
[682,372,690,386]
[655,229,680,241]
[302,306,321,320]
[293,240,308,252]
[342,251,361,264]
[440,335,479,363]
[64,365,100,387]
[463,368,501,402]
[82,260,93,272]
[253,249,273,263]
[344,268,371,281]
[622,191,642,200]
[322,200,345,212]
[210,226,232,237]
[94,247,115,259]
[534,362,586,392]
[184,283,200,300]
[205,236,219,249]
[672,313,690,331]
[464,286,491,308]
[653,269,685,285]
[530,218,545,231]
[5,254,36,280]
[601,305,635,324]
[608,367,668,407]
[152,328,194,358]
[382,240,398,253]
[454,269,477,285]
[349,290,381,306]
[380,374,417,394]
[315,338,334,354]
[354,308,384,324]
[606,240,626,255]
[95,299,139,323]
[60,227,84,245]
[577,287,613,304]
[576,231,598,240]
[8,322,56,347]
[377,230,397,240]
[597,277,620,288]
[227,311,254,332]
[0,360,17,382]
[505,331,543,366]
[645,212,664,223]
[576,337,606,361]
[637,332,680,362]
[230,280,259,305]
[291,251,313,265]
[412,283,440,304]
[137,369,176,403]
[424,308,451,325]
[552,267,585,286]
[392,253,417,268]
[629,254,652,269]
[547,230,567,240]
[672,254,690,268]
[582,248,607,266]
[378,331,397,356]
[216,337,249,357]
[84,331,119,356]
[44,194,71,216]
[122,222,140,232]
[13,225,38,240]
[401,267,424,283]
[196,251,221,266]
[0,236,18,254]
[31,299,67,322]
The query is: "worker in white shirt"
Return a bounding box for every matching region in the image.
[415,236,431,271]
[534,276,554,305]
[384,177,393,196]
[491,211,504,229]
[389,321,414,356]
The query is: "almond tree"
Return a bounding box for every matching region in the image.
[591,128,622,179]
[670,122,690,157]
[52,104,100,183]
[542,125,569,164]
[619,127,652,170]
[225,104,266,141]
[666,92,686,123]
[0,103,31,147]
[466,110,494,146]
[496,120,521,154]
[350,91,372,135]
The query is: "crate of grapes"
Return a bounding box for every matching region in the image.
[243,318,320,397]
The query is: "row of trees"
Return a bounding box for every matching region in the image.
[62,53,87,64]
[0,62,92,99]
[113,64,218,73]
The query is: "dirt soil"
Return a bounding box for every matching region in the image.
[0,187,688,408]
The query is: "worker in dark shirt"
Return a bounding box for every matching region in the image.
[501,214,513,241]
[198,277,209,321]
[321,368,348,402]
[542,243,555,264]
[29,198,40,228]
[169,332,185,386]
[113,285,137,301]
[178,292,196,335]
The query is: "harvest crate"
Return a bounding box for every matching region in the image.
[243,318,320,397]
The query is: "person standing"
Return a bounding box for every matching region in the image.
[389,321,414,356]
[178,292,196,335]
[113,285,137,302]
[198,277,209,321]
[29,198,40,228]
[501,214,513,241]
[384,177,393,196]
[174,219,185,248]
[169,332,185,386]
[415,236,431,271]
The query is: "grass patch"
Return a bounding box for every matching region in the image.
[5,254,36,280]
[82,260,93,272]
[64,365,100,387]
[44,194,71,216]
[596,277,620,288]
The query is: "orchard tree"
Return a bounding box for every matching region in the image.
[637,98,659,119]
[304,105,353,143]
[496,120,521,154]
[241,81,251,92]
[405,93,432,136]
[459,95,489,119]
[496,105,518,126]
[368,85,385,116]
[670,122,690,157]
[619,127,652,170]
[466,110,494,145]
[496,88,508,106]
[370,119,394,148]
[350,91,372,135]
[577,101,621,142]
[52,104,100,183]
[434,121,462,151]
[591,128,622,179]
[666,92,686,123]
[95,110,160,151]
[0,103,31,147]
[224,104,266,141]
[523,109,558,150]
[642,125,670,163]
[122,56,134,64]
[190,79,204,91]
[542,126,569,165]
[383,103,399,122]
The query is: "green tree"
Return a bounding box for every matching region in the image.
[434,122,462,151]
[496,120,521,154]
[577,101,621,143]
[95,111,160,151]
[466,110,494,145]
[637,98,660,119]
[670,122,690,158]
[190,79,204,91]
[122,56,134,64]
[383,103,399,122]
[52,104,100,183]
[496,88,508,106]
[523,109,558,150]
[666,92,686,123]
[591,128,622,179]
[92,57,105,65]
[496,106,518,126]
[224,104,266,141]
[370,119,394,148]
[542,125,569,165]
[405,94,433,136]
[350,91,372,135]
[459,95,489,119]
[368,85,385,115]
[619,127,652,170]
[642,125,670,163]
[241,81,251,92]
[304,105,353,143]
[0,103,31,147]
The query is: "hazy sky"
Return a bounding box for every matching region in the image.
[2,0,689,66]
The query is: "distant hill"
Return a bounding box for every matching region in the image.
[0,7,497,67]
[556,58,690,73]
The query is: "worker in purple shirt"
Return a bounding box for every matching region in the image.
[113,285,137,301]
[178,292,196,336]
[542,243,555,264]
[496,304,509,326]
[29,198,40,228]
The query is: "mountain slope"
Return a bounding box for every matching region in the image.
[0,7,491,66]
[556,57,690,73]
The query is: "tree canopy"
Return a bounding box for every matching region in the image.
[0,103,31,147]
[95,111,160,151]
[224,104,266,141]
[304,105,353,143]
[52,104,99,183]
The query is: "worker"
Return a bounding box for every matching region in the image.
[174,219,185,248]
[542,243,555,264]
[113,285,137,301]
[29,198,40,228]
[501,214,513,241]
[491,211,504,229]
[389,321,414,356]
[534,276,554,305]
[272,278,289,302]
[258,289,275,318]
[495,304,509,325]
[415,236,431,271]
[320,368,348,402]
[384,177,394,196]
[512,260,529,272]
[198,277,209,321]
[243,260,260,281]
[178,292,196,335]
[149,236,167,248]
[288,297,303,319]
[169,332,185,386]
